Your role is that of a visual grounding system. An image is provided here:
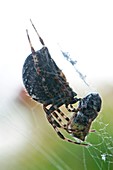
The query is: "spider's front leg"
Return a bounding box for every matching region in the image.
[43,105,65,129]
[51,122,88,146]
[43,105,88,146]
[43,98,70,122]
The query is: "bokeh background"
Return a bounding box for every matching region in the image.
[0,0,113,170]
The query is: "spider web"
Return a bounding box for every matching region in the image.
[20,93,113,170]
[82,116,113,170]
[59,49,113,170]
[58,44,89,86]
[0,85,113,170]
[0,51,113,170]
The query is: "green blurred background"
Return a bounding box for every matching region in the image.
[0,84,113,170]
[0,1,113,169]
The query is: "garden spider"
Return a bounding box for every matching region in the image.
[22,20,102,146]
[44,93,101,146]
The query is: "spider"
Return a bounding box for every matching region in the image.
[22,20,102,146]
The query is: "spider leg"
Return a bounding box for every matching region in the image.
[53,108,71,130]
[52,111,66,127]
[43,98,79,132]
[44,99,66,116]
[26,29,35,53]
[43,106,89,146]
[52,110,71,130]
[44,105,71,136]
[56,108,70,121]
[43,100,70,124]
[48,114,62,128]
[65,104,77,112]
[65,98,81,112]
[51,121,88,146]
[44,106,65,128]
[30,19,45,46]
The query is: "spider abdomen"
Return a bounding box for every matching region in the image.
[22,47,77,105]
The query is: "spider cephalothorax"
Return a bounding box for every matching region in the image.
[22,20,102,146]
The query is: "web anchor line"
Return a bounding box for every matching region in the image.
[58,44,89,86]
